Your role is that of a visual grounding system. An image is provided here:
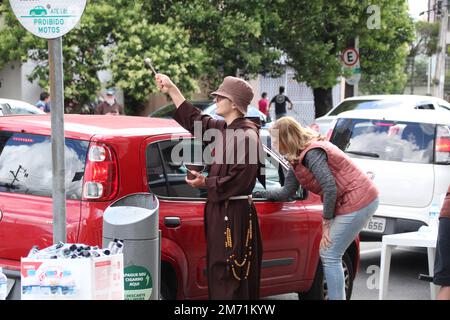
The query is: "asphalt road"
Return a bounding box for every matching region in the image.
[266,242,434,300]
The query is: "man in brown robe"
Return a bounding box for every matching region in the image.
[155,74,264,299]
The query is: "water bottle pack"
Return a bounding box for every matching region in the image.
[26,239,123,260]
[21,240,124,298]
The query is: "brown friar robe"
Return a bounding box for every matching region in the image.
[174,101,264,300]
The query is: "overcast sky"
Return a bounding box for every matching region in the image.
[408,0,429,20]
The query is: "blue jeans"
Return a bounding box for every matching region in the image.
[319,198,379,300]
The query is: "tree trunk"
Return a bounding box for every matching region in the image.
[313,87,333,119]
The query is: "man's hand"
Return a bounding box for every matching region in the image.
[288,103,293,110]
[185,170,206,188]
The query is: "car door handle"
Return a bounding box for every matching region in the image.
[164,217,181,228]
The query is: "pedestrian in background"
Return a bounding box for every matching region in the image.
[258,92,269,117]
[155,73,264,300]
[36,92,51,113]
[434,185,450,300]
[268,116,379,300]
[95,88,124,115]
[269,86,293,120]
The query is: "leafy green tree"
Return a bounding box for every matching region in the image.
[0,0,207,114]
[405,21,439,94]
[146,0,284,88]
[109,2,207,114]
[358,0,415,95]
[271,0,414,118]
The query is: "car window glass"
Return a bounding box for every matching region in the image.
[0,132,88,199]
[330,118,435,164]
[146,143,170,196]
[415,104,434,110]
[0,103,12,115]
[10,106,32,114]
[147,139,207,199]
[150,104,176,118]
[329,100,402,116]
[438,104,450,111]
[253,152,284,193]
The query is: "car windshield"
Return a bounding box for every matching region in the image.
[330,118,435,164]
[329,99,406,116]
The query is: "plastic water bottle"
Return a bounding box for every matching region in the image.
[60,270,75,296]
[22,269,39,295]
[0,267,8,300]
[40,270,60,295]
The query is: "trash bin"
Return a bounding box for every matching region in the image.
[103,193,160,300]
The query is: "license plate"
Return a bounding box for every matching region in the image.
[362,217,386,233]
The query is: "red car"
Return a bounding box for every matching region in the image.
[0,114,359,300]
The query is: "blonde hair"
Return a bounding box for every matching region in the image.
[270,117,325,162]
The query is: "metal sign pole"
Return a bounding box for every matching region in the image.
[48,37,66,244]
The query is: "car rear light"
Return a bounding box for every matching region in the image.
[82,143,119,200]
[435,125,450,164]
[436,137,450,152]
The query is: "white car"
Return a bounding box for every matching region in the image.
[0,98,46,116]
[314,95,450,136]
[329,108,450,240]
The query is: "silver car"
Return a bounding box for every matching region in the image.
[0,98,46,116]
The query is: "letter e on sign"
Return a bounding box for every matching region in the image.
[341,48,359,67]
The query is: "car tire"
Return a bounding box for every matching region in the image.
[160,277,176,300]
[299,252,354,300]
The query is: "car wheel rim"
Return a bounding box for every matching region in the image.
[323,261,350,300]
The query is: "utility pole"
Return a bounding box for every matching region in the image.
[432,0,448,98]
[49,37,67,244]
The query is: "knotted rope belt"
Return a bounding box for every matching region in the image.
[224,195,254,281]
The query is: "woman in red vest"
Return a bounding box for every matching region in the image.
[270,117,379,300]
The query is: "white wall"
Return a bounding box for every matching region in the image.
[0,60,43,104]
[0,62,22,100]
[21,60,43,104]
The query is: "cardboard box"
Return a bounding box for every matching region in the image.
[21,254,124,300]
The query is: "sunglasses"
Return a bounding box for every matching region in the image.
[214,95,229,103]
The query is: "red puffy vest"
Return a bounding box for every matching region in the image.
[293,140,379,216]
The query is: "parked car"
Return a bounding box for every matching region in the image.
[313,95,450,136]
[0,114,359,300]
[0,99,46,116]
[329,108,450,241]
